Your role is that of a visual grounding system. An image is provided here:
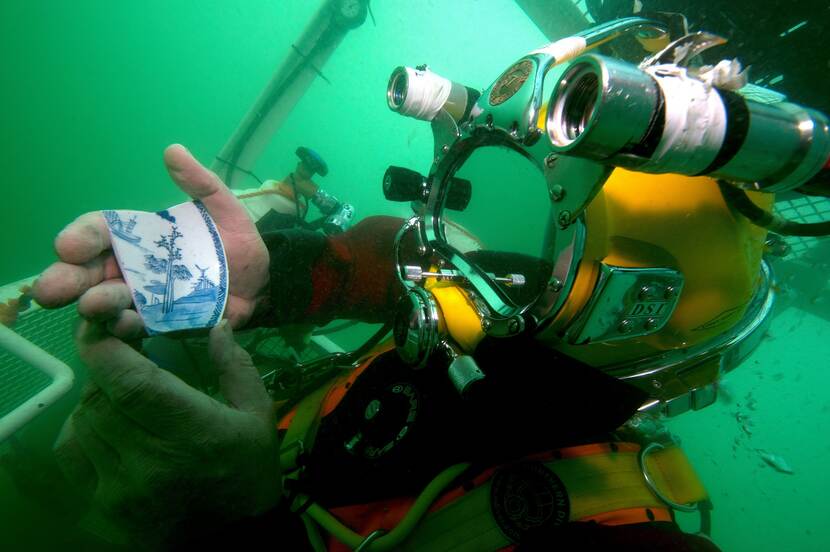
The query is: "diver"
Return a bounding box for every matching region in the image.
[33,145,720,550]
[29,13,830,552]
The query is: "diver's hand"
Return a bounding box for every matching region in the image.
[54,320,281,545]
[32,144,269,335]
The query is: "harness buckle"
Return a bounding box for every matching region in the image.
[639,442,712,536]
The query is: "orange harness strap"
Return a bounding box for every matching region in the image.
[323,442,695,552]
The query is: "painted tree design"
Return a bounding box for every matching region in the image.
[144,226,193,313]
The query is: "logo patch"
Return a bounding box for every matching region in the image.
[490,462,570,543]
[489,59,534,106]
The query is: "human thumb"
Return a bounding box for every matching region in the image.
[163,144,254,235]
[208,320,273,414]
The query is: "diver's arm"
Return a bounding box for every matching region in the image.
[256,215,408,327]
[54,320,282,547]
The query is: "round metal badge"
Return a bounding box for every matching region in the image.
[490,461,570,543]
[343,382,419,460]
[489,59,534,106]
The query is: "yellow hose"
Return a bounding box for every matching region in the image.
[237,188,289,200]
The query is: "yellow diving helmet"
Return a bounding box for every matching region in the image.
[381,17,830,416]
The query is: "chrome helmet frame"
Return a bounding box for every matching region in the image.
[397,17,671,338]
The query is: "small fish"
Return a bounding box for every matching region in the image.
[757,449,795,474]
[735,411,754,437]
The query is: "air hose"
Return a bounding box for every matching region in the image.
[718,181,830,237]
[298,462,471,551]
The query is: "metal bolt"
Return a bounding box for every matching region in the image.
[638,285,653,301]
[664,286,676,299]
[550,184,565,202]
[652,379,662,389]
[508,319,520,333]
[441,144,450,153]
[644,317,658,330]
[481,319,492,331]
[550,277,563,292]
[558,210,571,228]
[618,319,633,333]
[545,154,558,168]
[523,127,542,146]
[404,265,424,281]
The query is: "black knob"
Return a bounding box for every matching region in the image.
[383,166,425,202]
[295,146,328,177]
[383,166,471,211]
[445,176,471,211]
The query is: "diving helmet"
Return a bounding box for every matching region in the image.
[383,17,830,415]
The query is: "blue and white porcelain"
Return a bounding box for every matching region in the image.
[103,201,228,335]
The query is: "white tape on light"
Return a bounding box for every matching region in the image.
[400,67,453,121]
[642,66,727,175]
[531,37,588,63]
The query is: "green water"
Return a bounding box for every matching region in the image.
[0,0,546,286]
[1,1,829,550]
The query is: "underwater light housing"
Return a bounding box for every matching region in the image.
[546,54,830,193]
[387,66,480,123]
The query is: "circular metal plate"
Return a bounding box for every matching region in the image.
[489,59,534,106]
[490,461,570,543]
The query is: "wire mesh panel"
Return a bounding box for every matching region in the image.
[0,305,79,419]
[774,194,830,258]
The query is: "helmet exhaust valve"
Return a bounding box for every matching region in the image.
[443,342,485,397]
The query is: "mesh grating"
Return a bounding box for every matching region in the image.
[773,194,830,257]
[0,305,79,418]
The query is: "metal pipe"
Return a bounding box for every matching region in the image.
[0,323,75,442]
[212,1,369,188]
[546,53,830,192]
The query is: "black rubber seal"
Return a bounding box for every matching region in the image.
[718,180,830,236]
[698,89,751,175]
[618,80,665,159]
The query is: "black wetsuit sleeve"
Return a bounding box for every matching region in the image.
[249,216,409,328]
[251,229,328,327]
